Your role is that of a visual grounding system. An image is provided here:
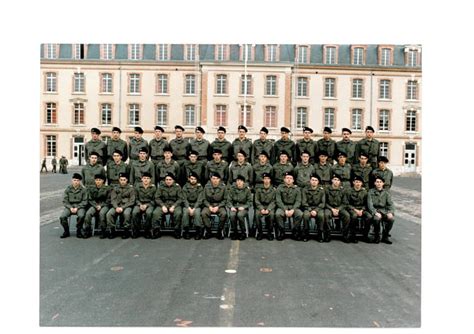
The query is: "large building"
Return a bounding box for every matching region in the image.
[40,43,422,174]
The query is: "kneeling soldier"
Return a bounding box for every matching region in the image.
[275,171,303,240]
[324,174,350,242]
[302,173,326,242]
[106,173,136,239]
[59,173,87,238]
[254,173,276,240]
[132,172,156,239]
[182,171,204,240]
[227,175,252,240]
[368,175,395,244]
[200,172,228,239]
[345,175,372,243]
[84,174,111,239]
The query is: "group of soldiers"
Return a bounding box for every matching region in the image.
[59,124,395,244]
[41,156,69,174]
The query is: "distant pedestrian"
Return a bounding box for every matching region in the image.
[41,158,48,173]
[59,156,69,174]
[51,157,57,173]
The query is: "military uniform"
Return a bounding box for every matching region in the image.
[302,185,325,239]
[352,164,373,187]
[60,184,88,237]
[315,139,337,164]
[273,139,296,164]
[345,186,372,242]
[355,138,380,169]
[210,138,233,162]
[336,139,357,165]
[148,137,168,163]
[169,137,189,165]
[226,184,252,239]
[129,159,156,186]
[129,138,149,161]
[231,138,252,161]
[59,157,68,174]
[296,139,316,163]
[254,185,276,239]
[85,139,107,165]
[371,167,393,190]
[272,162,294,186]
[152,182,183,237]
[331,163,352,189]
[131,183,156,238]
[367,187,395,243]
[205,160,229,184]
[314,162,332,187]
[229,161,253,185]
[252,139,274,165]
[252,162,273,188]
[106,160,129,186]
[84,184,111,236]
[107,138,129,163]
[200,182,228,238]
[182,182,204,238]
[156,159,181,185]
[180,160,206,185]
[188,138,211,161]
[51,158,57,173]
[294,162,315,188]
[275,183,303,239]
[106,183,136,235]
[324,185,350,241]
[81,163,106,187]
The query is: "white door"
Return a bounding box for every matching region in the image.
[72,137,85,166]
[404,142,416,173]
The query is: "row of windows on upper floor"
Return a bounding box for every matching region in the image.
[41,43,422,67]
[43,72,420,100]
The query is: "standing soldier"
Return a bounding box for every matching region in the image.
[272,151,294,187]
[182,171,204,240]
[169,125,189,167]
[331,152,352,189]
[152,173,183,239]
[355,126,380,169]
[371,156,393,190]
[296,127,316,163]
[107,127,129,163]
[41,158,48,173]
[51,156,57,173]
[210,126,233,163]
[252,127,274,165]
[84,174,111,239]
[273,127,296,165]
[352,152,373,187]
[131,172,156,239]
[129,147,155,186]
[59,173,87,238]
[188,126,211,161]
[200,172,228,239]
[85,128,107,165]
[275,171,303,241]
[227,175,252,240]
[324,174,350,242]
[345,175,372,243]
[229,150,253,186]
[336,128,357,165]
[59,156,69,174]
[148,125,167,164]
[315,127,337,165]
[294,150,315,188]
[314,151,332,187]
[156,145,180,185]
[128,126,148,162]
[252,151,273,189]
[205,149,229,184]
[106,150,129,187]
[180,150,206,186]
[81,152,106,187]
[106,173,136,239]
[231,125,253,162]
[254,173,276,240]
[302,173,326,242]
[367,175,395,244]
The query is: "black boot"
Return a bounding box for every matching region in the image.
[174,229,182,239]
[60,227,70,239]
[216,229,224,240]
[183,227,191,240]
[144,229,152,239]
[108,228,116,239]
[373,233,381,244]
[266,228,274,241]
[323,231,331,242]
[238,232,246,240]
[76,228,84,238]
[256,227,263,240]
[381,233,392,244]
[203,227,212,239]
[231,232,238,240]
[100,228,107,239]
[121,229,130,239]
[194,227,202,240]
[302,230,309,242]
[277,227,285,241]
[315,232,323,243]
[83,227,92,239]
[131,228,140,239]
[152,228,161,239]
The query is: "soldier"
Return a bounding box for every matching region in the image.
[345,175,372,243]
[59,156,69,174]
[355,126,380,169]
[85,127,107,165]
[210,126,233,162]
[180,150,206,185]
[273,127,296,165]
[371,156,393,190]
[275,171,303,241]
[129,147,156,186]
[227,175,252,240]
[149,125,167,164]
[331,151,352,189]
[40,158,48,173]
[229,150,253,186]
[324,174,350,242]
[352,152,373,187]
[302,173,326,242]
[169,125,189,167]
[272,150,294,187]
[252,127,274,165]
[254,173,276,240]
[129,126,148,162]
[200,172,228,239]
[105,173,136,239]
[188,126,211,161]
[156,145,181,185]
[296,127,316,163]
[152,172,183,239]
[336,128,357,165]
[106,149,129,187]
[131,172,156,239]
[107,127,129,163]
[81,152,106,187]
[252,151,273,189]
[315,127,337,164]
[84,174,111,239]
[59,173,87,238]
[205,149,229,184]
[182,171,204,240]
[51,156,57,173]
[294,150,315,188]
[231,125,252,162]
[314,151,332,187]
[367,175,395,244]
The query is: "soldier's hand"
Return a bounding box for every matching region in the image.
[231,207,237,212]
[70,208,77,214]
[96,205,101,211]
[387,212,394,220]
[116,207,123,213]
[311,210,317,217]
[188,208,194,216]
[332,208,339,216]
[375,212,382,219]
[238,207,245,211]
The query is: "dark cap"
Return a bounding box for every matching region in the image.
[195,126,205,134]
[119,172,128,179]
[323,127,332,134]
[352,175,364,183]
[303,126,313,133]
[213,148,222,154]
[284,171,294,178]
[310,173,321,183]
[317,150,328,157]
[134,126,144,134]
[262,172,272,179]
[91,127,101,135]
[141,172,152,178]
[279,150,290,157]
[238,125,248,132]
[112,126,122,133]
[175,125,185,131]
[237,149,247,158]
[331,174,341,181]
[259,150,270,159]
[163,145,173,153]
[365,125,375,132]
[301,149,311,156]
[94,174,106,181]
[359,152,369,159]
[113,149,123,156]
[209,171,221,179]
[260,127,269,134]
[188,171,199,179]
[154,125,164,132]
[165,172,175,180]
[138,147,148,154]
[72,173,83,180]
[188,150,199,156]
[373,174,385,183]
[337,151,347,158]
[342,127,352,134]
[280,126,290,133]
[378,156,389,163]
[217,126,226,133]
[235,175,246,182]
[89,151,99,157]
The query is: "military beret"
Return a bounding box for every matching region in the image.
[163,145,173,153]
[91,127,101,135]
[301,149,311,156]
[134,126,144,134]
[238,125,248,132]
[337,151,347,158]
[94,174,106,181]
[235,175,246,182]
[317,150,329,157]
[259,150,270,158]
[373,174,385,183]
[365,125,375,132]
[237,149,247,157]
[154,125,164,132]
[217,126,227,133]
[352,175,364,183]
[113,149,123,156]
[195,126,205,134]
[310,173,321,183]
[378,156,389,163]
[72,173,83,180]
[262,172,272,179]
[188,171,199,179]
[279,150,290,157]
[323,127,332,134]
[89,151,99,157]
[331,174,342,181]
[112,126,122,133]
[359,152,369,158]
[165,172,176,180]
[280,126,290,133]
[175,125,185,131]
[141,172,152,178]
[213,148,223,154]
[260,127,269,134]
[342,127,352,134]
[284,171,294,178]
[209,171,222,179]
[303,126,313,133]
[119,172,128,179]
[138,147,148,154]
[188,150,199,156]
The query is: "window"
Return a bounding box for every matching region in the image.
[379,79,391,99]
[158,44,169,61]
[296,107,307,128]
[406,110,417,132]
[325,46,337,64]
[266,75,277,96]
[266,44,278,62]
[379,142,389,158]
[73,103,85,125]
[130,44,141,60]
[381,48,391,66]
[45,44,57,59]
[101,44,114,60]
[352,78,363,98]
[240,105,252,127]
[240,74,252,95]
[184,105,195,126]
[297,77,308,97]
[128,104,140,125]
[264,106,277,128]
[186,44,197,61]
[379,109,390,131]
[45,103,57,124]
[157,74,168,94]
[216,44,227,61]
[407,80,418,100]
[45,72,57,92]
[185,74,196,95]
[73,44,85,59]
[156,104,167,126]
[407,50,418,67]
[215,105,227,126]
[73,72,85,93]
[324,108,335,129]
[353,47,364,65]
[101,73,113,93]
[129,73,140,94]
[46,135,57,157]
[216,74,227,94]
[351,109,362,131]
[241,44,253,61]
[324,78,336,98]
[101,103,112,125]
[297,45,308,64]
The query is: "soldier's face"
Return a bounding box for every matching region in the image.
[189,154,197,163]
[284,175,294,186]
[213,153,222,161]
[332,178,341,188]
[359,156,368,165]
[342,131,351,140]
[323,132,331,140]
[134,132,142,140]
[259,155,268,164]
[259,131,267,140]
[303,131,311,139]
[378,161,386,169]
[89,155,98,165]
[164,151,172,160]
[139,151,147,161]
[279,155,288,163]
[95,178,104,187]
[319,155,328,163]
[92,133,100,140]
[338,156,347,165]
[236,179,245,188]
[217,131,225,140]
[119,177,128,186]
[196,131,203,139]
[310,177,319,188]
[72,179,81,187]
[238,129,246,138]
[175,129,183,138]
[155,130,162,139]
[301,154,310,163]
[374,179,384,190]
[188,176,197,185]
[113,153,122,163]
[353,180,363,189]
[165,177,174,186]
[281,132,289,140]
[142,176,151,186]
[211,176,220,186]
[112,131,120,140]
[237,153,245,163]
[366,130,374,139]
[263,177,271,186]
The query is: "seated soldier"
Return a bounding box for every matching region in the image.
[227,175,252,240]
[131,172,156,239]
[302,173,326,242]
[275,171,303,241]
[105,173,136,239]
[59,173,88,238]
[200,172,228,240]
[254,173,276,240]
[182,171,204,240]
[368,175,395,244]
[84,174,111,239]
[324,174,350,242]
[345,175,373,243]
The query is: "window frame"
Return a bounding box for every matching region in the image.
[45,102,57,124]
[156,104,168,126]
[296,106,308,129]
[214,104,228,127]
[128,103,141,126]
[100,103,113,126]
